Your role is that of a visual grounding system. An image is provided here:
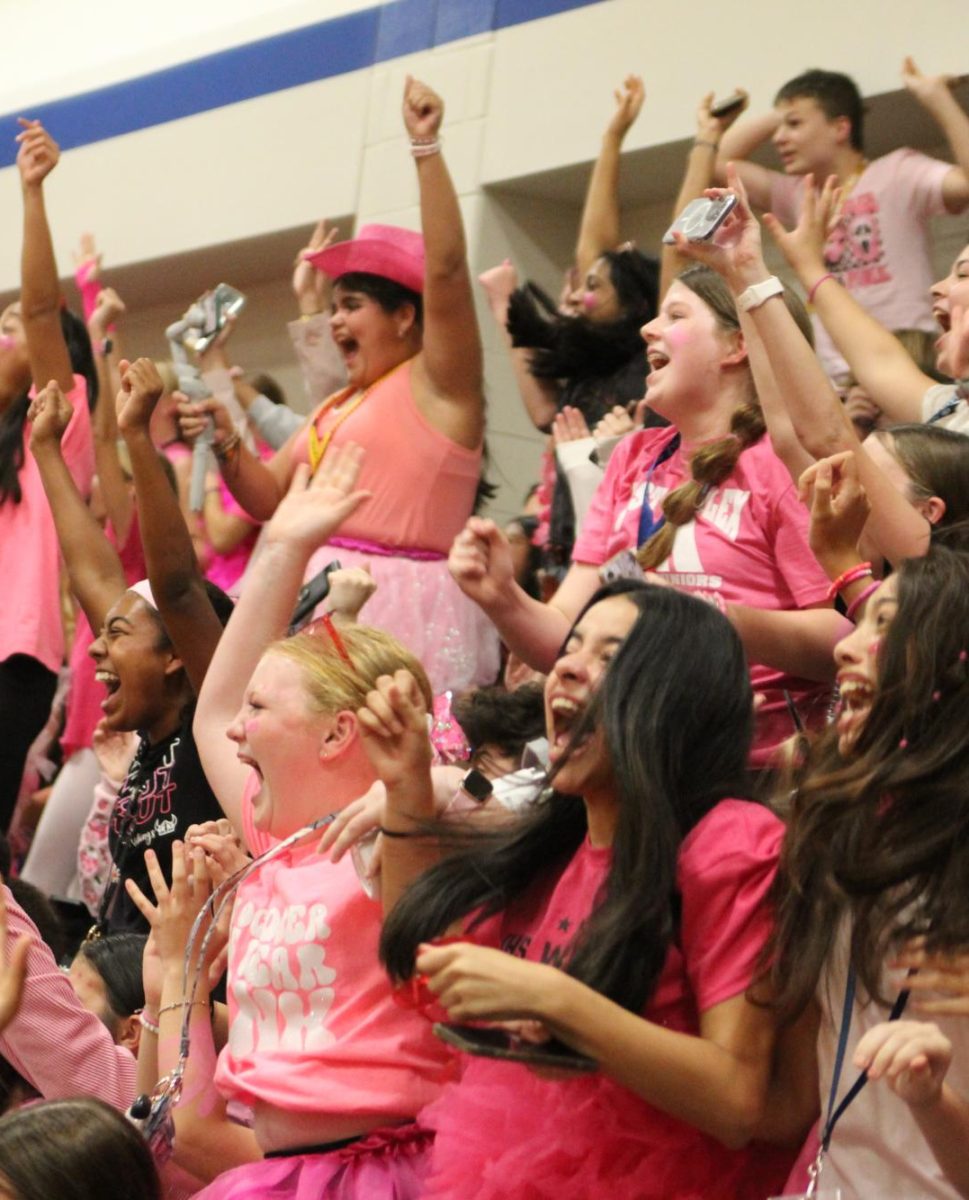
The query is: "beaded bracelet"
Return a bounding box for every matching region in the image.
[158,999,209,1019]
[139,1010,160,1036]
[826,561,873,601]
[845,579,881,622]
[213,431,241,463]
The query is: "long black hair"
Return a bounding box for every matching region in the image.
[381,581,753,1013]
[506,249,658,383]
[768,546,969,1018]
[0,308,97,506]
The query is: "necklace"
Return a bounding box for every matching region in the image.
[307,357,412,473]
[829,158,868,225]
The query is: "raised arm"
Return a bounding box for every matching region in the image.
[88,286,134,548]
[575,75,644,277]
[356,671,441,914]
[679,170,934,563]
[28,383,125,632]
[128,850,258,1182]
[404,77,484,449]
[289,225,349,407]
[118,359,226,696]
[901,57,969,214]
[714,107,781,209]
[194,446,369,838]
[669,168,846,464]
[448,517,598,670]
[764,175,933,423]
[478,261,560,431]
[660,90,749,300]
[16,119,73,393]
[178,393,294,521]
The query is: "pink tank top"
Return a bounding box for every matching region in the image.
[292,360,481,555]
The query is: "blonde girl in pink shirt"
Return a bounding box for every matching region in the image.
[129,446,452,1198]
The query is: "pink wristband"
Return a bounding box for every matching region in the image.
[845,579,881,622]
[826,561,873,601]
[807,273,836,306]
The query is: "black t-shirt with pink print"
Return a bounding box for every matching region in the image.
[103,703,222,933]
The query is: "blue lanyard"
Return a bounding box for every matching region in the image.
[636,434,681,547]
[820,966,910,1153]
[926,383,968,426]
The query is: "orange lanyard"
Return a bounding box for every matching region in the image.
[307,358,411,474]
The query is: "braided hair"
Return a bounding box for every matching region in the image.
[637,265,811,571]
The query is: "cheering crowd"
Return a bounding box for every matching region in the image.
[0,57,968,1200]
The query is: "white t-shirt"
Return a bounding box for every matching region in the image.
[807,938,969,1199]
[921,383,969,434]
[771,149,952,382]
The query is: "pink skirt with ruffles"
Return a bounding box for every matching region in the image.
[305,544,500,696]
[420,1058,793,1200]
[192,1124,432,1200]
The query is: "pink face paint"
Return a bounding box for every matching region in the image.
[582,291,598,313]
[0,335,16,351]
[664,325,691,350]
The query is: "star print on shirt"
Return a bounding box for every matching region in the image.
[558,918,571,933]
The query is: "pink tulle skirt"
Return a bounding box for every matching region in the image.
[420,1058,793,1200]
[193,1124,432,1200]
[305,545,501,695]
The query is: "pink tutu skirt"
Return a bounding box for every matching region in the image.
[420,1058,793,1200]
[193,1124,432,1200]
[305,544,500,695]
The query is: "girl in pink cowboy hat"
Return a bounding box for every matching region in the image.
[183,77,498,696]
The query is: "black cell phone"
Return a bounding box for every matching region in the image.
[710,91,747,120]
[288,560,342,633]
[433,1023,597,1073]
[662,195,737,245]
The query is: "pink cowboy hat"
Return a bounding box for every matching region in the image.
[304,224,425,293]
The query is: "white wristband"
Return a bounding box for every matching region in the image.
[736,275,784,312]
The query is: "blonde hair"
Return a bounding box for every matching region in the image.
[265,622,433,716]
[637,266,809,571]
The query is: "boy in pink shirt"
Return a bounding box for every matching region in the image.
[717,62,969,382]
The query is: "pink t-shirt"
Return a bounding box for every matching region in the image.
[422,801,793,1200]
[214,775,451,1122]
[572,425,831,763]
[0,376,94,673]
[771,148,951,381]
[204,442,273,594]
[290,360,481,555]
